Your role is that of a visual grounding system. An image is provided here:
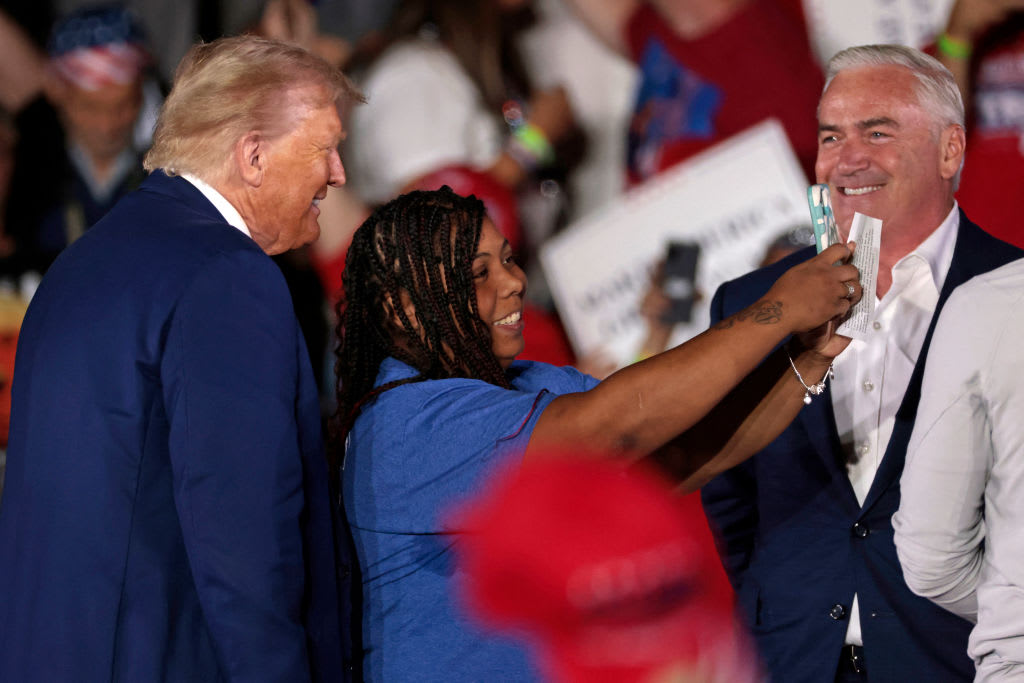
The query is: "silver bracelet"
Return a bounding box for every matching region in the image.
[786,346,833,405]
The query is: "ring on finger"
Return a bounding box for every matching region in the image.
[844,281,855,299]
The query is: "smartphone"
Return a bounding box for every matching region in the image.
[807,184,840,253]
[661,241,700,324]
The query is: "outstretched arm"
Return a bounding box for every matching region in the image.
[935,0,1024,100]
[653,334,835,492]
[527,242,860,490]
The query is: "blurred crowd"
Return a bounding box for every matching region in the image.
[3,1,1022,411]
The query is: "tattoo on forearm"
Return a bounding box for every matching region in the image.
[752,300,783,324]
[713,300,783,329]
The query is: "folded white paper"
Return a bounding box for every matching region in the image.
[838,211,881,339]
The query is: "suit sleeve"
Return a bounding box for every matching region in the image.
[700,279,761,586]
[161,248,312,681]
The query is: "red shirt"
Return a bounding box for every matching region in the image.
[624,0,823,184]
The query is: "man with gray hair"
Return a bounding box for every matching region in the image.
[0,35,362,681]
[702,44,1023,682]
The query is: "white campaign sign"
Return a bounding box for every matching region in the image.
[802,0,955,67]
[539,120,810,367]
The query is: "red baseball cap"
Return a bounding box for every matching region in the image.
[451,456,762,682]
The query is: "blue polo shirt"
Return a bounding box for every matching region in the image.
[343,357,599,681]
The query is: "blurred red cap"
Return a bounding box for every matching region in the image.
[451,456,760,683]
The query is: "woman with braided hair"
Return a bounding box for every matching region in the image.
[335,187,861,681]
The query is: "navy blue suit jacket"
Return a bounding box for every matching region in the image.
[0,172,350,681]
[701,211,1023,682]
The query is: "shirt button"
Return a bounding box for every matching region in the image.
[852,522,870,538]
[857,443,870,456]
[863,380,874,392]
[830,604,847,620]
[873,321,882,330]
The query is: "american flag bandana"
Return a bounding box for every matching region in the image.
[47,6,150,92]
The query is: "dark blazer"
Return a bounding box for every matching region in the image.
[701,211,1023,683]
[0,171,349,681]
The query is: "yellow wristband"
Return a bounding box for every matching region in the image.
[508,123,554,168]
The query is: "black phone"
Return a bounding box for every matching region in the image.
[661,241,700,324]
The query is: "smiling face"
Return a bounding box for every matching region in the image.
[815,64,963,248]
[248,90,346,254]
[472,218,527,369]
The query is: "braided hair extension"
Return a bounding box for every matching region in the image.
[330,187,511,471]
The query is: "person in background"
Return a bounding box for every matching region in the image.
[561,0,823,184]
[931,0,1024,248]
[454,456,763,683]
[6,5,153,271]
[257,0,357,70]
[894,257,1024,681]
[0,108,26,497]
[759,224,818,268]
[0,108,17,268]
[343,0,577,214]
[335,186,861,680]
[701,44,1024,682]
[0,35,362,681]
[632,225,816,365]
[0,7,49,116]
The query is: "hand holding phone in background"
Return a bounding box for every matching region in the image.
[660,241,701,324]
[630,242,702,364]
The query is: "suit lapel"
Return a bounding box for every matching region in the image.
[861,212,1024,513]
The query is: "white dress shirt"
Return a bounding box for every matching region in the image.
[831,205,959,645]
[894,257,1024,681]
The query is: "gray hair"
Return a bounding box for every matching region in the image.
[144,35,363,184]
[822,44,965,186]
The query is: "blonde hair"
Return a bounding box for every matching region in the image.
[144,35,363,182]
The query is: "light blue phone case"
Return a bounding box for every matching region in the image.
[808,184,840,253]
